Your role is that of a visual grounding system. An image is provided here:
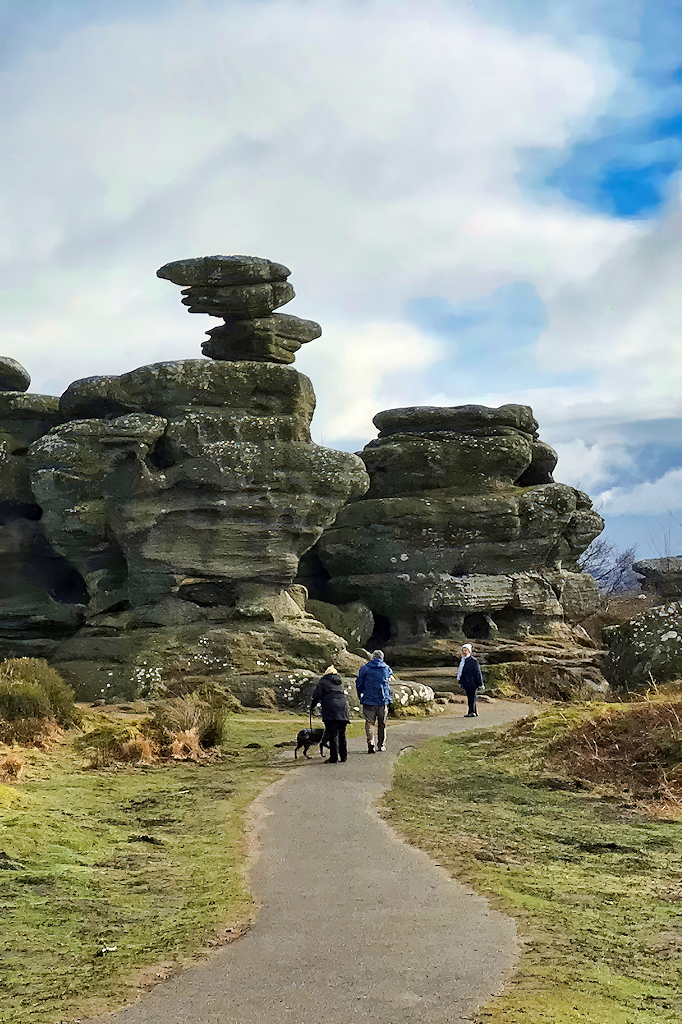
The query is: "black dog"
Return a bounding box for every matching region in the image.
[294,727,329,759]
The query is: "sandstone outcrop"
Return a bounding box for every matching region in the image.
[632,557,682,601]
[307,403,603,649]
[156,255,321,364]
[18,256,370,700]
[0,376,85,654]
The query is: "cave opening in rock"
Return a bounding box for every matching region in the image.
[367,612,391,650]
[0,501,89,605]
[463,612,493,640]
[492,605,532,638]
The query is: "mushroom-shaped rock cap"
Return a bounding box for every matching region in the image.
[0,356,31,393]
[373,403,538,438]
[156,255,291,287]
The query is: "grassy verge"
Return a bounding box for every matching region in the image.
[384,705,682,1024]
[0,709,312,1024]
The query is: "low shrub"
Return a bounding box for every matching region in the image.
[75,722,155,767]
[0,659,77,746]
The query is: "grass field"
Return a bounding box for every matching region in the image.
[384,705,682,1024]
[0,709,316,1024]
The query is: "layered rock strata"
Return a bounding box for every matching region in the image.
[20,255,370,699]
[156,255,321,364]
[307,403,604,648]
[0,369,85,653]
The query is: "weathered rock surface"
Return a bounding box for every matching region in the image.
[305,598,374,649]
[395,634,608,700]
[30,361,367,617]
[0,357,31,393]
[0,390,85,652]
[632,557,682,601]
[16,255,369,697]
[49,604,366,704]
[157,254,318,364]
[603,602,682,689]
[202,313,322,364]
[307,403,603,647]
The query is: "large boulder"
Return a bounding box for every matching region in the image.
[30,363,367,613]
[28,257,369,624]
[603,602,682,689]
[307,403,603,646]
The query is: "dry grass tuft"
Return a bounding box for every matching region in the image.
[549,695,682,804]
[0,752,25,783]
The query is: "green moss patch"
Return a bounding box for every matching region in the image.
[0,710,305,1024]
[385,707,682,1024]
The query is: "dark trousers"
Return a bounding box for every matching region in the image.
[463,685,477,715]
[323,719,348,762]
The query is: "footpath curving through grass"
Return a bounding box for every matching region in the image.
[0,710,312,1024]
[384,704,682,1024]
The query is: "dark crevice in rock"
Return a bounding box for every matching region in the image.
[179,581,238,607]
[147,434,177,469]
[367,612,392,650]
[463,612,495,640]
[0,500,42,523]
[28,537,89,605]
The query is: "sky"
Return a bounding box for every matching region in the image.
[1,0,682,558]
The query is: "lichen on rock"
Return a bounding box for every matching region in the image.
[306,403,603,649]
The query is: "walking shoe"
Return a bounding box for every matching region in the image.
[378,744,387,751]
[324,758,338,764]
[367,744,375,753]
[464,713,474,718]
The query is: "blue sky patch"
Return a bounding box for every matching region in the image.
[403,283,593,399]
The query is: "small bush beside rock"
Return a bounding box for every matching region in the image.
[0,658,77,746]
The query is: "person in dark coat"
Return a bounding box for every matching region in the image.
[458,643,483,717]
[310,665,351,764]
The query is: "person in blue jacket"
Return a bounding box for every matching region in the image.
[458,642,483,717]
[356,650,394,753]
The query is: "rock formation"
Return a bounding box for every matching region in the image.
[0,372,86,655]
[604,602,682,689]
[632,557,682,601]
[302,403,605,671]
[16,255,371,700]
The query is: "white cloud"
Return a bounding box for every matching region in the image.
[299,319,443,445]
[598,467,682,517]
[0,0,630,398]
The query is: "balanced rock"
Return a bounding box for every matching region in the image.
[306,403,603,645]
[157,254,319,364]
[0,357,30,393]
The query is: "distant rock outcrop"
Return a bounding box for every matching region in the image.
[303,403,604,657]
[604,602,682,689]
[632,557,682,602]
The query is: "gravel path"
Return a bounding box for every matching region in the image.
[85,699,530,1024]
